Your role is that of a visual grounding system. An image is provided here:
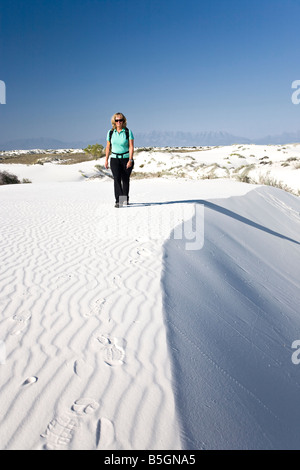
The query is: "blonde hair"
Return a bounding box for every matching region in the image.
[111,112,127,130]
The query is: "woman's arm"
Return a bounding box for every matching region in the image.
[105,141,111,169]
[127,139,134,169]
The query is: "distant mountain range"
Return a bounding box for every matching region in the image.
[0,137,90,151]
[1,130,300,151]
[134,131,252,147]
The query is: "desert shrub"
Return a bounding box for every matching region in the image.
[257,174,295,194]
[83,143,104,158]
[234,164,255,183]
[0,171,21,185]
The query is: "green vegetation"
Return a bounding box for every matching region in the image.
[83,143,104,158]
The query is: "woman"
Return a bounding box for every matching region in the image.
[105,112,134,207]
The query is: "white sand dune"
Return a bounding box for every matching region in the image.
[0,154,300,450]
[162,185,300,449]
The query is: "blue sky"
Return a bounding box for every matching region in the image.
[0,0,300,144]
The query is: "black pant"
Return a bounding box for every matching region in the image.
[110,157,134,203]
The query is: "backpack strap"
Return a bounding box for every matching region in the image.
[108,127,129,143]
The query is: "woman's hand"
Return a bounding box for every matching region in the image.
[127,139,134,169]
[105,157,109,169]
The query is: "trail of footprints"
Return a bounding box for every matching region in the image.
[7,302,126,449]
[8,306,126,449]
[41,332,123,450]
[5,243,155,449]
[40,333,124,450]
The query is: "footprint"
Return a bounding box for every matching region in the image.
[41,414,80,450]
[73,359,93,379]
[85,298,107,318]
[9,311,31,336]
[96,418,115,449]
[72,398,99,416]
[41,397,99,450]
[103,343,125,367]
[97,335,126,367]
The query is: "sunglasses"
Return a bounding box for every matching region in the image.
[115,119,124,123]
